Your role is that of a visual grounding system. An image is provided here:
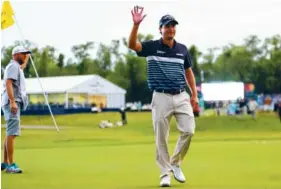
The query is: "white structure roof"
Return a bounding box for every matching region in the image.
[1,75,126,95]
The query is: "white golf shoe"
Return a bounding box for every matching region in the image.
[171,165,186,183]
[160,174,171,187]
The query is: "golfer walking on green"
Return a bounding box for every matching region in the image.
[128,6,198,187]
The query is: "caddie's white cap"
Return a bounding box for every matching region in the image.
[12,45,31,56]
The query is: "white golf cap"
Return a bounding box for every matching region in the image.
[12,45,31,56]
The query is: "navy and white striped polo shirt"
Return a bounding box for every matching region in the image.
[136,38,192,91]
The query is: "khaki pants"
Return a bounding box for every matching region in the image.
[151,91,195,177]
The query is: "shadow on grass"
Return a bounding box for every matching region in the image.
[135,184,186,189]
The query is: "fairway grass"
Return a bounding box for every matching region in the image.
[1,113,281,189]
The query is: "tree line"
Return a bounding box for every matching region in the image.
[1,34,280,103]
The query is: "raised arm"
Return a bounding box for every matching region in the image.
[128,6,146,52]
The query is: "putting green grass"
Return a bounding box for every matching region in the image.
[1,112,281,189]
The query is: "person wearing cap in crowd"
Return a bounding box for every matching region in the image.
[1,45,31,173]
[128,6,199,187]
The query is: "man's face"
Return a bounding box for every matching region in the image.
[159,23,176,40]
[14,53,30,66]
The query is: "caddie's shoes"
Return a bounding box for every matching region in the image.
[6,163,22,174]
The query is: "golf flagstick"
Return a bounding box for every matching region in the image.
[12,12,60,133]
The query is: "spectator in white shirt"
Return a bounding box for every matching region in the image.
[248,98,258,119]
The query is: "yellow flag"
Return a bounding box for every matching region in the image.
[1,1,15,30]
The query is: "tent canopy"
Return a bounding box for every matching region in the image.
[1,75,126,95]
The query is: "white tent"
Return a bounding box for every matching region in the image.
[1,75,126,108]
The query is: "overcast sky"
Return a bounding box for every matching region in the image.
[1,0,281,60]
